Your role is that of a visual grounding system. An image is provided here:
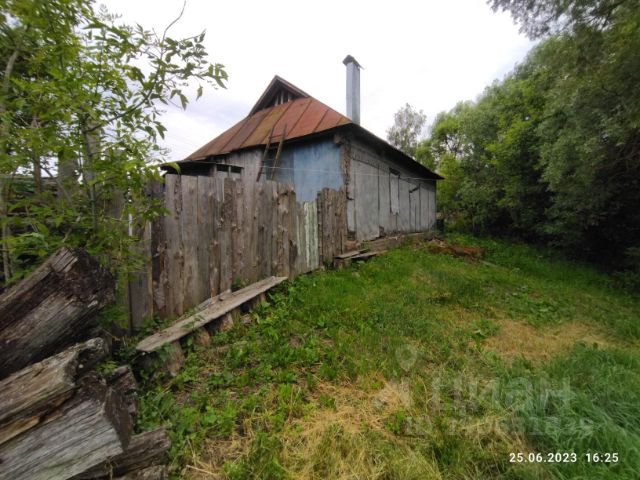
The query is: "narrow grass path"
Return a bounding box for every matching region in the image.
[136,235,640,479]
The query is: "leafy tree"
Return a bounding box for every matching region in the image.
[416,102,477,172]
[0,0,227,284]
[491,0,640,264]
[386,103,427,159]
[489,0,638,38]
[425,0,640,276]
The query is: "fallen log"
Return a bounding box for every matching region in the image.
[0,338,109,445]
[73,428,170,479]
[0,247,115,378]
[106,365,139,419]
[0,373,132,480]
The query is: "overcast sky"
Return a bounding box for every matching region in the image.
[100,0,534,161]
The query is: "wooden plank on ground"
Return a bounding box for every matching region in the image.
[334,249,367,259]
[136,276,287,353]
[335,250,385,268]
[351,250,384,261]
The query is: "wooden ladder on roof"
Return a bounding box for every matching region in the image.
[256,125,287,181]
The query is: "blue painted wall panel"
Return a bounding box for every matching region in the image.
[272,139,342,202]
[270,150,294,184]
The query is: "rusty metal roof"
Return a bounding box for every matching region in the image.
[185,97,350,161]
[182,76,442,180]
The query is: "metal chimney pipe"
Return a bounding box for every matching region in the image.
[343,55,362,124]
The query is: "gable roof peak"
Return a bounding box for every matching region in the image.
[249,75,310,115]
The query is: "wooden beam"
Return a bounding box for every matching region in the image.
[72,428,170,479]
[0,338,108,445]
[0,374,132,480]
[136,276,287,353]
[334,249,368,260]
[0,248,115,378]
[106,365,139,419]
[350,250,384,261]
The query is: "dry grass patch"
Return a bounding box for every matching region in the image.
[280,379,441,480]
[186,378,433,480]
[483,319,615,362]
[302,378,413,435]
[282,425,442,480]
[185,433,252,479]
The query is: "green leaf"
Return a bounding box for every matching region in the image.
[179,93,188,109]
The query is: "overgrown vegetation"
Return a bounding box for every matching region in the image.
[417,0,640,283]
[0,0,226,286]
[136,237,640,479]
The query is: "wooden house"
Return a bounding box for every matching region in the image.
[170,56,442,242]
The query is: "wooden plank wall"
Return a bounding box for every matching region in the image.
[128,174,346,327]
[317,187,347,265]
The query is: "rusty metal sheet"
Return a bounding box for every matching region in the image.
[315,107,343,132]
[222,108,270,153]
[335,116,350,127]
[241,101,291,147]
[183,79,352,160]
[287,101,329,139]
[271,97,312,138]
[184,117,246,160]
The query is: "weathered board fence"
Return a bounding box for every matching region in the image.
[128,174,346,328]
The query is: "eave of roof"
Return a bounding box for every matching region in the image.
[346,124,443,180]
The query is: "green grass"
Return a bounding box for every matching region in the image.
[135,235,640,479]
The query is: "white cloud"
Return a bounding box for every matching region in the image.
[100,0,535,160]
